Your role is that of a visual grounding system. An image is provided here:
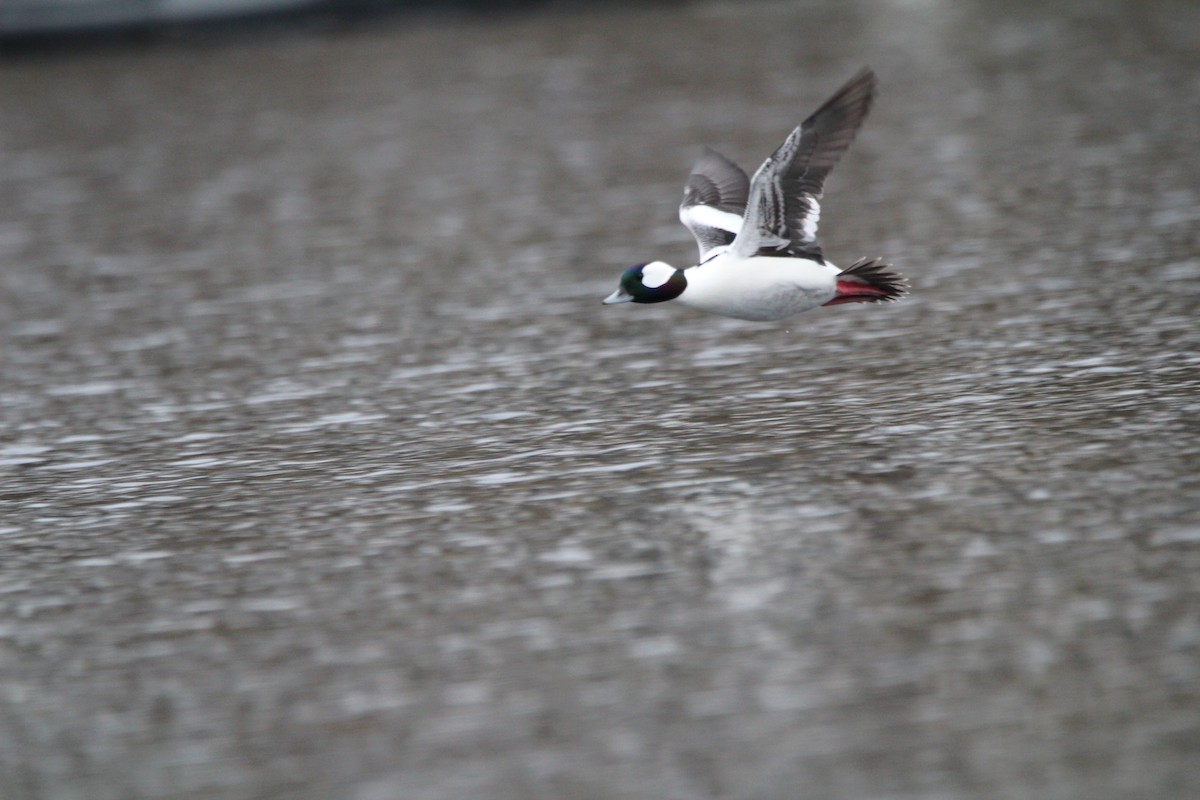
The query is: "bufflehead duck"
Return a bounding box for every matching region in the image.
[603,67,905,321]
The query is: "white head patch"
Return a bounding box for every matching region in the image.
[641,261,676,289]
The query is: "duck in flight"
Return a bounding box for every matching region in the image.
[603,67,905,321]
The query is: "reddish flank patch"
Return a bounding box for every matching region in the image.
[822,278,891,305]
[839,277,890,296]
[821,257,908,306]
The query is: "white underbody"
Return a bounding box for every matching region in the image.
[675,254,841,321]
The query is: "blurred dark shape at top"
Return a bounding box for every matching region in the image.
[0,0,679,50]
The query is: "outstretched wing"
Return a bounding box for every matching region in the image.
[678,147,750,262]
[731,67,877,263]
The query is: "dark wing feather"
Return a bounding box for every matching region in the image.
[732,67,877,262]
[678,147,750,261]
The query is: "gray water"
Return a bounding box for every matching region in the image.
[2,2,1199,798]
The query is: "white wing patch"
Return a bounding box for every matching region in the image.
[680,205,743,236]
[798,197,821,243]
[641,261,676,289]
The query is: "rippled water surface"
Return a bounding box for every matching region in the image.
[2,2,1199,798]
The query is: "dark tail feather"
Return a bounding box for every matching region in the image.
[822,257,908,306]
